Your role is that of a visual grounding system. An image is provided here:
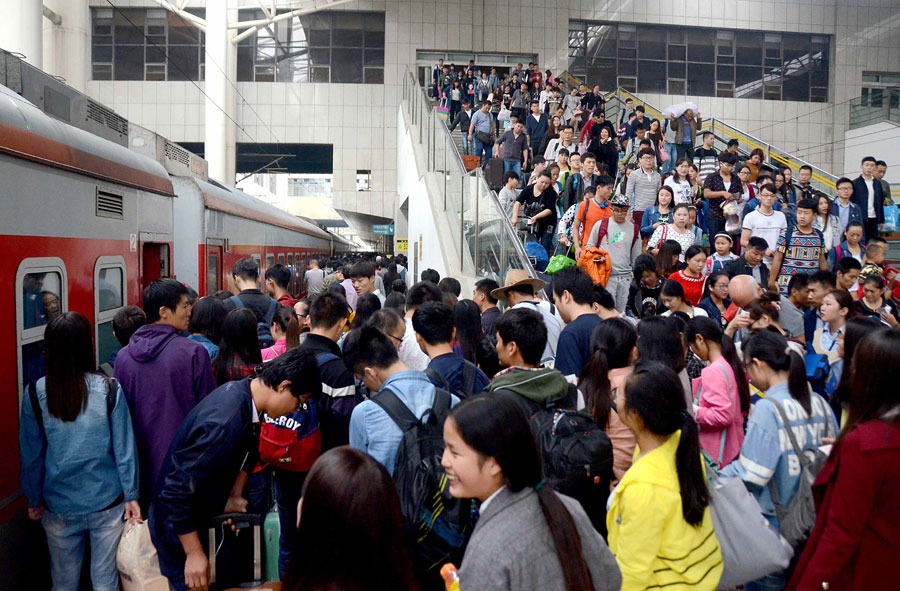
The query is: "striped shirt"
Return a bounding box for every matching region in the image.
[625,168,662,212]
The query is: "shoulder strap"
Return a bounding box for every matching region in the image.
[264,298,278,323]
[98,362,115,378]
[229,295,245,309]
[315,352,341,365]
[461,361,478,397]
[596,217,610,244]
[768,398,807,465]
[371,388,420,432]
[432,388,452,418]
[106,377,119,416]
[29,381,45,440]
[492,387,539,418]
[424,367,451,391]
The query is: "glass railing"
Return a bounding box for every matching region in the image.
[401,70,536,280]
[849,88,900,130]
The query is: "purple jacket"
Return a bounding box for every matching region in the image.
[114,323,217,507]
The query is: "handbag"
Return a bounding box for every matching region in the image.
[658,144,671,163]
[117,520,168,591]
[475,130,492,145]
[546,241,576,274]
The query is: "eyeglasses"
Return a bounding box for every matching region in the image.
[387,332,404,345]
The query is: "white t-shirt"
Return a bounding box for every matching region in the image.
[742,209,788,265]
[864,178,876,218]
[664,177,693,205]
[648,224,696,262]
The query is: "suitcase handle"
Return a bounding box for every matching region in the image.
[212,513,262,528]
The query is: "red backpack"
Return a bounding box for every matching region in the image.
[592,217,640,249]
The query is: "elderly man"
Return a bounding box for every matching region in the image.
[722,275,804,344]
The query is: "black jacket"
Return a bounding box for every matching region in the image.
[149,379,258,580]
[225,288,279,323]
[563,172,599,211]
[448,108,473,133]
[300,333,361,450]
[852,175,885,223]
[725,256,770,287]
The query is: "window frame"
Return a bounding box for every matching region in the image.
[94,256,128,367]
[16,257,68,405]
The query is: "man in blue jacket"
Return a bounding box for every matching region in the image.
[149,348,322,591]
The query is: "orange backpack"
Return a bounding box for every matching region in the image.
[577,247,612,286]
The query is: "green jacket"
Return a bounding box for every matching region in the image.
[484,366,570,406]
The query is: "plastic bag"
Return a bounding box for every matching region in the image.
[883,205,899,233]
[117,520,168,591]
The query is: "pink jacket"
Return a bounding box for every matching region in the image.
[261,339,287,361]
[691,357,744,466]
[606,367,637,480]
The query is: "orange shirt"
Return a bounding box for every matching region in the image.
[575,197,614,245]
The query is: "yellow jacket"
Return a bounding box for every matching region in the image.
[606,430,723,591]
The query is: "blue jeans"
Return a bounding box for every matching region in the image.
[745,569,786,591]
[503,160,522,176]
[42,502,125,591]
[473,138,491,168]
[273,470,307,579]
[461,135,472,156]
[661,142,677,173]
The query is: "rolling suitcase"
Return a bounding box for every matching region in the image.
[209,513,264,591]
[485,157,504,190]
[263,508,280,582]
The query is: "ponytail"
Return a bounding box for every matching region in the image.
[536,487,595,591]
[743,331,811,415]
[285,316,300,350]
[675,410,708,527]
[579,347,612,430]
[786,349,811,415]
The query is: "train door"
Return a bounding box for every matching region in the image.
[140,233,171,298]
[294,252,300,295]
[207,243,223,295]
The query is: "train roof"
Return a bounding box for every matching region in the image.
[0,85,174,197]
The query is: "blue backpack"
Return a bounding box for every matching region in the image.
[229,296,278,348]
[525,241,550,271]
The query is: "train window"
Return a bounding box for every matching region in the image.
[294,252,300,295]
[95,256,127,367]
[207,251,220,293]
[16,258,68,400]
[277,253,285,265]
[266,253,275,271]
[287,253,293,268]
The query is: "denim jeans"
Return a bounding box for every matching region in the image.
[744,569,786,591]
[461,135,472,156]
[661,142,677,174]
[273,470,307,580]
[473,138,491,168]
[42,502,125,591]
[503,160,522,176]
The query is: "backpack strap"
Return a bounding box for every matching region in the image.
[371,388,420,432]
[106,377,119,417]
[98,362,115,378]
[264,298,278,324]
[431,388,452,418]
[491,387,540,418]
[28,381,45,442]
[315,352,341,365]
[595,217,610,245]
[229,295,245,309]
[425,367,452,392]
[461,361,478,397]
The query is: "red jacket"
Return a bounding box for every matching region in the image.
[788,419,900,591]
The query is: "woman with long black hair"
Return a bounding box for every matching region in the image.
[606,362,722,590]
[453,299,484,364]
[212,308,263,385]
[19,312,140,591]
[442,395,621,591]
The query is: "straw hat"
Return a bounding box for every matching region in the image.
[490,269,547,301]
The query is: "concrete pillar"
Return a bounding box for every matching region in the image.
[2,0,43,67]
[42,0,89,91]
[204,0,233,183]
[225,5,238,183]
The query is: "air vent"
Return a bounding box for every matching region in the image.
[165,141,191,166]
[96,188,124,219]
[86,99,128,136]
[44,85,71,122]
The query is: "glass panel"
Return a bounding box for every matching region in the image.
[168,46,199,80]
[332,29,363,47]
[93,64,113,80]
[783,72,809,102]
[687,63,715,96]
[618,59,636,76]
[309,29,330,46]
[364,68,384,84]
[278,254,285,265]
[668,62,686,78]
[638,61,667,93]
[688,30,715,62]
[92,44,113,63]
[586,25,615,58]
[237,46,254,81]
[168,15,199,44]
[717,65,735,81]
[364,30,385,48]
[114,46,144,80]
[735,32,763,65]
[782,34,809,63]
[309,48,330,66]
[735,66,764,98]
[668,45,686,61]
[668,80,685,94]
[586,61,616,90]
[208,252,219,294]
[310,67,329,82]
[23,272,62,329]
[638,37,666,60]
[115,10,146,44]
[98,321,120,367]
[332,49,363,82]
[364,51,384,66]
[98,267,124,312]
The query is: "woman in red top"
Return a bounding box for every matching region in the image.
[788,328,900,591]
[669,245,707,306]
[211,308,263,386]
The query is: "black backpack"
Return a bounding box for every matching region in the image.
[425,361,479,400]
[372,388,472,582]
[495,385,614,535]
[229,295,278,348]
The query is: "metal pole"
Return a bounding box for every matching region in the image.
[474,178,480,274]
[460,179,465,274]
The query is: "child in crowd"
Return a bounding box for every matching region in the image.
[705,233,738,276]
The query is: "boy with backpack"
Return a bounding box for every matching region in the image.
[484,308,613,533]
[225,258,281,347]
[412,302,489,398]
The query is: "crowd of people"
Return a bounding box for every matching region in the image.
[16,64,900,591]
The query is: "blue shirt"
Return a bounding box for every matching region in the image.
[720,382,838,528]
[19,373,139,515]
[426,352,490,395]
[349,370,459,475]
[554,313,602,379]
[187,334,219,361]
[471,109,493,135]
[835,199,851,232]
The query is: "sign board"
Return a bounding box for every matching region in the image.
[396,238,408,251]
[373,224,394,235]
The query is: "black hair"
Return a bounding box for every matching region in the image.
[212,309,263,385]
[583,186,596,196]
[635,105,645,113]
[411,301,454,345]
[364,308,405,337]
[187,296,227,343]
[475,335,502,379]
[44,312,95,422]
[113,305,147,347]
[550,266,594,305]
[831,317,886,409]
[438,277,462,297]
[581,151,596,162]
[579,318,637,429]
[701,271,730,303]
[624,362,709,526]
[383,291,406,310]
[684,245,707,263]
[799,164,813,172]
[746,290,783,324]
[448,396,595,591]
[342,326,400,373]
[348,261,376,280]
[726,138,739,148]
[591,283,616,310]
[380,266,401,295]
[835,176,853,188]
[272,305,301,350]
[718,152,737,164]
[797,198,818,212]
[142,278,189,323]
[633,253,659,286]
[406,281,443,311]
[495,308,547,367]
[184,285,199,305]
[309,291,350,330]
[787,273,809,295]
[265,264,292,289]
[454,299,484,363]
[637,316,686,373]
[685,317,750,414]
[747,236,769,251]
[836,257,862,274]
[474,278,500,304]
[808,270,837,289]
[861,156,876,165]
[759,183,777,195]
[504,170,520,183]
[876,160,887,167]
[214,290,234,301]
[327,282,347,299]
[232,257,260,282]
[257,347,322,400]
[742,330,810,414]
[702,131,714,139]
[861,275,885,290]
[596,174,614,187]
[661,279,686,301]
[351,293,382,330]
[390,279,407,295]
[420,269,441,284]
[845,220,864,233]
[656,240,682,278]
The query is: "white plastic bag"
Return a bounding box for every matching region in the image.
[117,520,168,591]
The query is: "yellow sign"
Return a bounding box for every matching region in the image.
[396,238,408,252]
